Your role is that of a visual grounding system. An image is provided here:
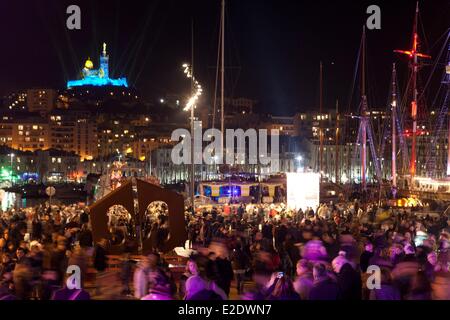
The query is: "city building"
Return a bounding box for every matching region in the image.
[265,116,295,136]
[27,89,57,114]
[2,92,27,111]
[12,118,50,151]
[0,147,78,183]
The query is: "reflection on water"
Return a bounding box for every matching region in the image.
[0,190,85,210]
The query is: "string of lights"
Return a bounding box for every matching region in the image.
[182,63,203,111]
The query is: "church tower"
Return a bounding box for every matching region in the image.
[99,42,109,79]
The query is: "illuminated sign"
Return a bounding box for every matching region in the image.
[286,172,320,211]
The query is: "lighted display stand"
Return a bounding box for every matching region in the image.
[199,182,284,203]
[286,172,320,211]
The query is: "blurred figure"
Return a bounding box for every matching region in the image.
[369,267,401,300]
[133,255,151,299]
[360,242,374,272]
[293,259,313,300]
[424,251,437,281]
[185,254,226,300]
[179,256,197,299]
[119,252,133,296]
[431,251,450,300]
[309,262,340,300]
[67,246,88,289]
[242,252,275,300]
[266,272,300,300]
[209,241,233,297]
[93,238,109,296]
[0,253,15,278]
[12,262,32,300]
[231,241,250,295]
[391,244,419,298]
[406,271,432,300]
[51,273,90,300]
[141,269,174,300]
[333,251,362,300]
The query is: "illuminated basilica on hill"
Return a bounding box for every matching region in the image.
[67,43,128,88]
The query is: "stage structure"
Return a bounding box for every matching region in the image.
[89,179,187,254]
[286,172,320,211]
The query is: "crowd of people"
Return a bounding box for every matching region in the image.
[0,199,449,300]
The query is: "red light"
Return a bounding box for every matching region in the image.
[411,101,417,118]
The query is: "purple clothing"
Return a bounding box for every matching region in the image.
[369,285,401,300]
[141,293,173,300]
[51,288,90,300]
[309,277,340,300]
[293,273,314,300]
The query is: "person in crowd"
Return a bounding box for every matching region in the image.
[119,252,134,296]
[265,272,300,300]
[141,269,174,300]
[360,242,374,273]
[209,241,234,297]
[51,270,90,300]
[293,259,314,300]
[231,240,250,295]
[178,256,197,299]
[93,238,108,295]
[133,255,152,299]
[369,267,401,300]
[333,250,362,300]
[406,271,432,300]
[309,262,340,300]
[391,243,420,298]
[184,254,227,300]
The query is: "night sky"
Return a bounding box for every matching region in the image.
[0,0,448,115]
